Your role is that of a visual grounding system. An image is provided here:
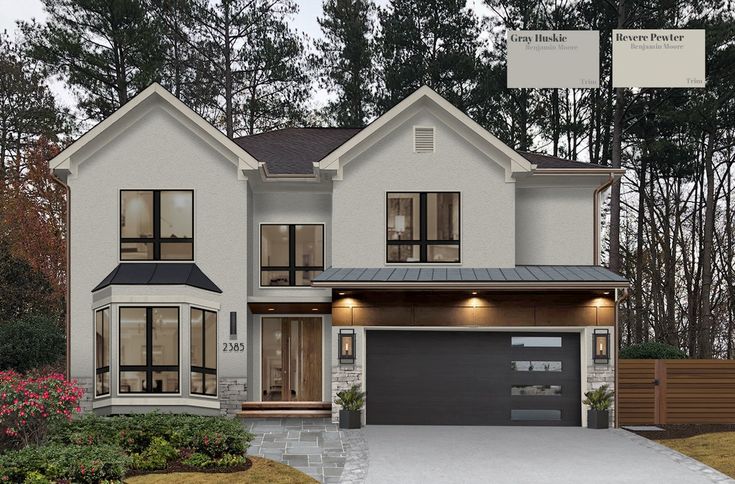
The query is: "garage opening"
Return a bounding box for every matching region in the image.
[365,331,581,426]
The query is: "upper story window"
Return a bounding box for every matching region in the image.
[386,192,460,263]
[261,224,324,286]
[120,190,193,261]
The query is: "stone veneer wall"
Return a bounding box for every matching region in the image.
[331,366,363,423]
[219,377,248,416]
[587,364,615,426]
[76,376,94,413]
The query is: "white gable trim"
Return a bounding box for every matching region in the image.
[49,83,259,176]
[318,86,534,180]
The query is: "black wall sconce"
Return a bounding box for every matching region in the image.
[339,329,356,364]
[593,329,610,364]
[230,312,237,337]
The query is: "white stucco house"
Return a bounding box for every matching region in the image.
[50,83,627,426]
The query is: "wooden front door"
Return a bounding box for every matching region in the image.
[262,317,322,401]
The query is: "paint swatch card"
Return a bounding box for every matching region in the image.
[507,31,599,88]
[613,30,705,88]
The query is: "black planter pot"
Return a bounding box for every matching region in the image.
[339,410,362,429]
[587,409,609,429]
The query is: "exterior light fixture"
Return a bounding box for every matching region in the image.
[593,329,610,364]
[471,291,478,295]
[338,329,356,364]
[267,308,275,311]
[312,308,318,311]
[338,292,345,296]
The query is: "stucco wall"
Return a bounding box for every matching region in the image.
[66,101,248,409]
[515,182,596,265]
[248,182,332,301]
[332,107,516,268]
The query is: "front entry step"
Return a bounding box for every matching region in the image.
[238,401,332,419]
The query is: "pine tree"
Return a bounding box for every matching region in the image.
[21,0,165,120]
[377,0,480,111]
[314,0,376,127]
[153,0,308,137]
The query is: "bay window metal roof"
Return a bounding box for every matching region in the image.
[312,265,628,289]
[92,263,222,293]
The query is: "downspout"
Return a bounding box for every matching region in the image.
[614,287,630,428]
[50,173,70,380]
[593,175,615,265]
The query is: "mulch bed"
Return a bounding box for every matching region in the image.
[126,457,252,477]
[629,424,735,440]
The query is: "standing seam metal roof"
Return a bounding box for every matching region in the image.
[312,265,627,284]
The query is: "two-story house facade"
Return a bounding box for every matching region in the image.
[51,84,627,426]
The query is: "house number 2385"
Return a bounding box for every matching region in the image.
[222,342,245,352]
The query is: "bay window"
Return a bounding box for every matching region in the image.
[261,224,324,286]
[120,190,193,260]
[191,308,217,396]
[119,307,180,393]
[95,307,110,397]
[387,192,460,262]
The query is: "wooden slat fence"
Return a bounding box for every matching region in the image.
[619,359,735,425]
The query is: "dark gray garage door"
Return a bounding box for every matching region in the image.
[366,331,581,426]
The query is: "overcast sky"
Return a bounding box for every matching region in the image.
[0,0,488,116]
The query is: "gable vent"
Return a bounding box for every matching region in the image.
[414,127,435,153]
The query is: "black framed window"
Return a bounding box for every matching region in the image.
[261,224,324,286]
[120,190,193,260]
[191,308,217,396]
[119,307,180,394]
[95,307,110,397]
[386,192,460,263]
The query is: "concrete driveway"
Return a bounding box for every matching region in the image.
[365,426,730,484]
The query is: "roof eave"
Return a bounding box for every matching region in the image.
[532,168,627,176]
[311,281,629,289]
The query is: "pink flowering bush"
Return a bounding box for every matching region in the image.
[0,370,84,448]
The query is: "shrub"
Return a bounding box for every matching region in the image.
[50,413,253,457]
[335,384,365,411]
[0,443,129,483]
[0,314,65,372]
[130,436,178,470]
[583,384,615,411]
[182,452,213,468]
[0,371,84,448]
[620,341,687,359]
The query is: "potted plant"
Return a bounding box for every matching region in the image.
[583,384,614,429]
[335,384,365,429]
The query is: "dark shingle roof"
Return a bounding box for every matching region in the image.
[233,127,362,175]
[518,151,606,169]
[312,265,627,286]
[232,128,607,175]
[92,263,222,293]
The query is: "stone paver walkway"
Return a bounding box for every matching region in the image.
[242,418,368,483]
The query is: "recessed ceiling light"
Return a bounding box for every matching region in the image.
[267,308,275,311]
[338,292,345,296]
[471,291,478,295]
[312,308,318,311]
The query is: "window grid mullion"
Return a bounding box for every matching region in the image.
[288,225,296,285]
[419,193,428,262]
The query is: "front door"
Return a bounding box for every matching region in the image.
[262,317,322,401]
